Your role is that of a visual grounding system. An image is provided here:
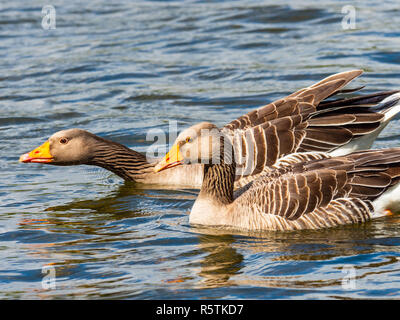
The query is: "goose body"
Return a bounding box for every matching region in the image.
[155,123,400,231]
[20,70,400,189]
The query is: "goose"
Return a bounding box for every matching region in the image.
[154,122,400,231]
[19,70,400,188]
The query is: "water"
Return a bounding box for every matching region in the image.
[1,0,400,299]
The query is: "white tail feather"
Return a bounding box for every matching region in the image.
[380,92,400,122]
[330,92,400,157]
[371,183,400,219]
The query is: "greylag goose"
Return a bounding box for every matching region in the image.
[155,122,400,231]
[20,70,400,188]
[19,128,204,187]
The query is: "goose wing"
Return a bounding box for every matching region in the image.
[223,70,364,131]
[233,151,331,189]
[225,70,400,179]
[234,148,400,230]
[231,113,310,178]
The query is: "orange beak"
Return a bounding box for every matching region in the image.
[19,141,53,163]
[154,143,184,173]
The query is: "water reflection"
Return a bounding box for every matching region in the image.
[194,233,244,288]
[4,182,400,299]
[191,220,400,295]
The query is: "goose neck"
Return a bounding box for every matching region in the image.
[88,140,152,181]
[200,161,236,205]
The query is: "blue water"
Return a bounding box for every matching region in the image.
[1,0,400,299]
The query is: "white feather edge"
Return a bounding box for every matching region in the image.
[330,92,400,157]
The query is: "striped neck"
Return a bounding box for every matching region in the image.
[200,161,236,205]
[87,139,152,181]
[198,134,236,204]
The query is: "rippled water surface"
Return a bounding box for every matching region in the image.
[1,0,400,299]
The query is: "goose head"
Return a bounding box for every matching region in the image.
[19,129,101,165]
[155,122,233,172]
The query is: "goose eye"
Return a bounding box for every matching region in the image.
[59,138,68,145]
[185,137,192,143]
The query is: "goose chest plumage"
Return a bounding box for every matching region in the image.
[155,122,400,231]
[20,70,400,188]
